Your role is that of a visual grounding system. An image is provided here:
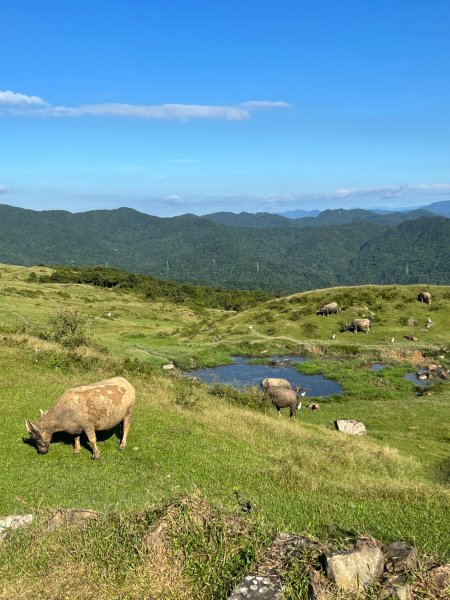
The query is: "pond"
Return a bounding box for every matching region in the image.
[187,356,343,398]
[403,372,431,387]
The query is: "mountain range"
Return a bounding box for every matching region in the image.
[0,202,449,293]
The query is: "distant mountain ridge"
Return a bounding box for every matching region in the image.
[0,203,449,293]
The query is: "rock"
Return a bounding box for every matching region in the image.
[227,574,282,599]
[425,318,435,329]
[0,513,33,541]
[335,419,366,435]
[383,541,418,574]
[324,538,384,592]
[47,508,99,531]
[308,570,334,599]
[424,564,450,596]
[380,575,412,600]
[407,317,417,327]
[404,335,418,341]
[162,363,175,370]
[307,403,320,411]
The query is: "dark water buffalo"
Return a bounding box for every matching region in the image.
[417,291,432,305]
[343,318,371,334]
[260,377,292,390]
[26,377,135,459]
[264,386,303,418]
[317,301,339,316]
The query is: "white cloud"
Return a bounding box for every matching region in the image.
[0,90,47,106]
[0,185,7,193]
[163,194,184,204]
[35,103,250,121]
[1,91,291,121]
[240,100,292,109]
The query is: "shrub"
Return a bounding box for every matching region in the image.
[46,307,93,348]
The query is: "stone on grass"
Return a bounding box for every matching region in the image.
[380,575,412,600]
[162,363,175,370]
[324,537,384,592]
[335,419,366,435]
[47,508,99,531]
[227,574,282,599]
[424,564,450,596]
[0,514,33,541]
[382,541,418,574]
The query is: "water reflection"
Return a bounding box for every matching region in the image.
[187,356,342,398]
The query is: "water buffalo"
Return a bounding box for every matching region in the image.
[260,377,292,390]
[264,385,303,418]
[344,318,371,334]
[317,301,339,316]
[26,376,135,460]
[417,291,432,305]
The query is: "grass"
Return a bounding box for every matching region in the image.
[0,264,449,597]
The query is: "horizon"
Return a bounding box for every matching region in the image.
[1,1,450,216]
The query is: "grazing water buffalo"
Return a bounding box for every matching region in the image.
[317,301,339,316]
[260,377,292,390]
[264,386,302,419]
[344,318,371,334]
[26,377,135,460]
[417,291,432,305]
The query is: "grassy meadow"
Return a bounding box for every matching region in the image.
[0,263,449,598]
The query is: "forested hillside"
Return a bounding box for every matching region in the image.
[0,204,449,293]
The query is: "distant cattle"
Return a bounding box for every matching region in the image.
[26,377,135,460]
[417,292,432,305]
[264,386,302,419]
[343,318,371,334]
[317,301,339,316]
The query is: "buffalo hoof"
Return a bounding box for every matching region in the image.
[92,453,100,460]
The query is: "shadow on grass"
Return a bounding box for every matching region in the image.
[22,425,122,454]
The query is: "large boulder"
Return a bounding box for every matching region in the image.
[335,419,366,435]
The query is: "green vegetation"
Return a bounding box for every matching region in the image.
[0,264,449,598]
[1,204,449,292]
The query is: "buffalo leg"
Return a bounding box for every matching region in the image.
[73,435,81,454]
[85,428,100,460]
[119,411,132,450]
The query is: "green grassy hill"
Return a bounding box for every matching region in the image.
[0,265,449,597]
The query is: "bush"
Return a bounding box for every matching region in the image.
[46,307,93,348]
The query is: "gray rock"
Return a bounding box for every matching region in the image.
[324,538,384,592]
[0,513,33,541]
[308,570,334,599]
[47,508,99,531]
[380,575,412,600]
[228,574,282,599]
[424,564,450,596]
[335,419,366,435]
[383,541,418,574]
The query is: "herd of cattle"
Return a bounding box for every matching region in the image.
[25,291,434,458]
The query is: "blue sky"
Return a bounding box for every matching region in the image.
[1,0,450,215]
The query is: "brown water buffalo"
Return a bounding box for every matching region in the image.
[417,291,432,305]
[317,301,339,316]
[260,377,292,390]
[344,318,371,334]
[26,377,135,459]
[264,385,302,418]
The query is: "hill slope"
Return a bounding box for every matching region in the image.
[0,204,449,292]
